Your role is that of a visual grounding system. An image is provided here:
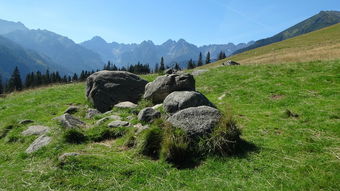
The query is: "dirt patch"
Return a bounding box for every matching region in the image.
[270,94,284,100]
[94,139,116,148]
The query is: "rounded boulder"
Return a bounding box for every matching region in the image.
[143,73,195,104]
[86,71,148,112]
[163,91,215,114]
[166,106,221,136]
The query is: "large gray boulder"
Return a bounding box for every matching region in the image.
[25,135,52,153]
[167,106,221,136]
[138,107,161,122]
[143,73,195,104]
[163,91,215,114]
[86,71,148,112]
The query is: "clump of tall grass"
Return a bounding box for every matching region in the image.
[137,127,163,159]
[160,125,199,167]
[63,129,87,144]
[199,112,241,156]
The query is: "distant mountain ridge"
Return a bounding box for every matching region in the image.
[0,19,104,78]
[3,29,104,74]
[234,11,340,55]
[0,19,28,35]
[0,35,62,80]
[81,36,254,67]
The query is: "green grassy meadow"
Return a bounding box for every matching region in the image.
[0,60,339,190]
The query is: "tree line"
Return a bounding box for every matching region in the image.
[0,67,96,95]
[0,50,227,95]
[186,51,226,69]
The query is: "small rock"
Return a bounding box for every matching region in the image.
[22,125,49,136]
[108,115,122,120]
[95,117,110,125]
[86,108,101,119]
[53,114,86,128]
[126,116,134,120]
[103,110,114,115]
[218,93,226,100]
[133,123,150,134]
[58,152,80,161]
[108,120,130,128]
[25,135,51,153]
[191,69,209,76]
[64,106,80,114]
[138,107,161,122]
[19,119,34,125]
[95,115,121,126]
[284,109,299,118]
[164,68,177,74]
[114,101,138,109]
[152,104,163,110]
[222,60,240,66]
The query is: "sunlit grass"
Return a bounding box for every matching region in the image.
[0,60,339,190]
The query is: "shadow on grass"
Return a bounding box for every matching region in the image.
[174,138,258,170]
[232,138,259,158]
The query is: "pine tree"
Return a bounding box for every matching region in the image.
[174,63,181,70]
[205,52,211,65]
[0,74,3,95]
[187,59,195,69]
[7,66,23,92]
[218,51,226,60]
[63,75,68,83]
[72,73,78,81]
[79,70,85,81]
[197,52,203,66]
[159,57,165,72]
[106,61,112,70]
[154,63,159,73]
[112,64,118,71]
[56,72,61,82]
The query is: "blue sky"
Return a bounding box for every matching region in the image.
[0,0,338,45]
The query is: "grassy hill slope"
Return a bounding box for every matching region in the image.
[0,60,339,190]
[234,11,340,55]
[207,23,340,67]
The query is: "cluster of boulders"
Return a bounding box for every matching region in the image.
[86,70,221,137]
[22,69,221,154]
[142,71,221,136]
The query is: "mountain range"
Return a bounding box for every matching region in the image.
[0,19,104,80]
[234,11,340,54]
[0,18,252,80]
[81,37,254,67]
[1,10,339,80]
